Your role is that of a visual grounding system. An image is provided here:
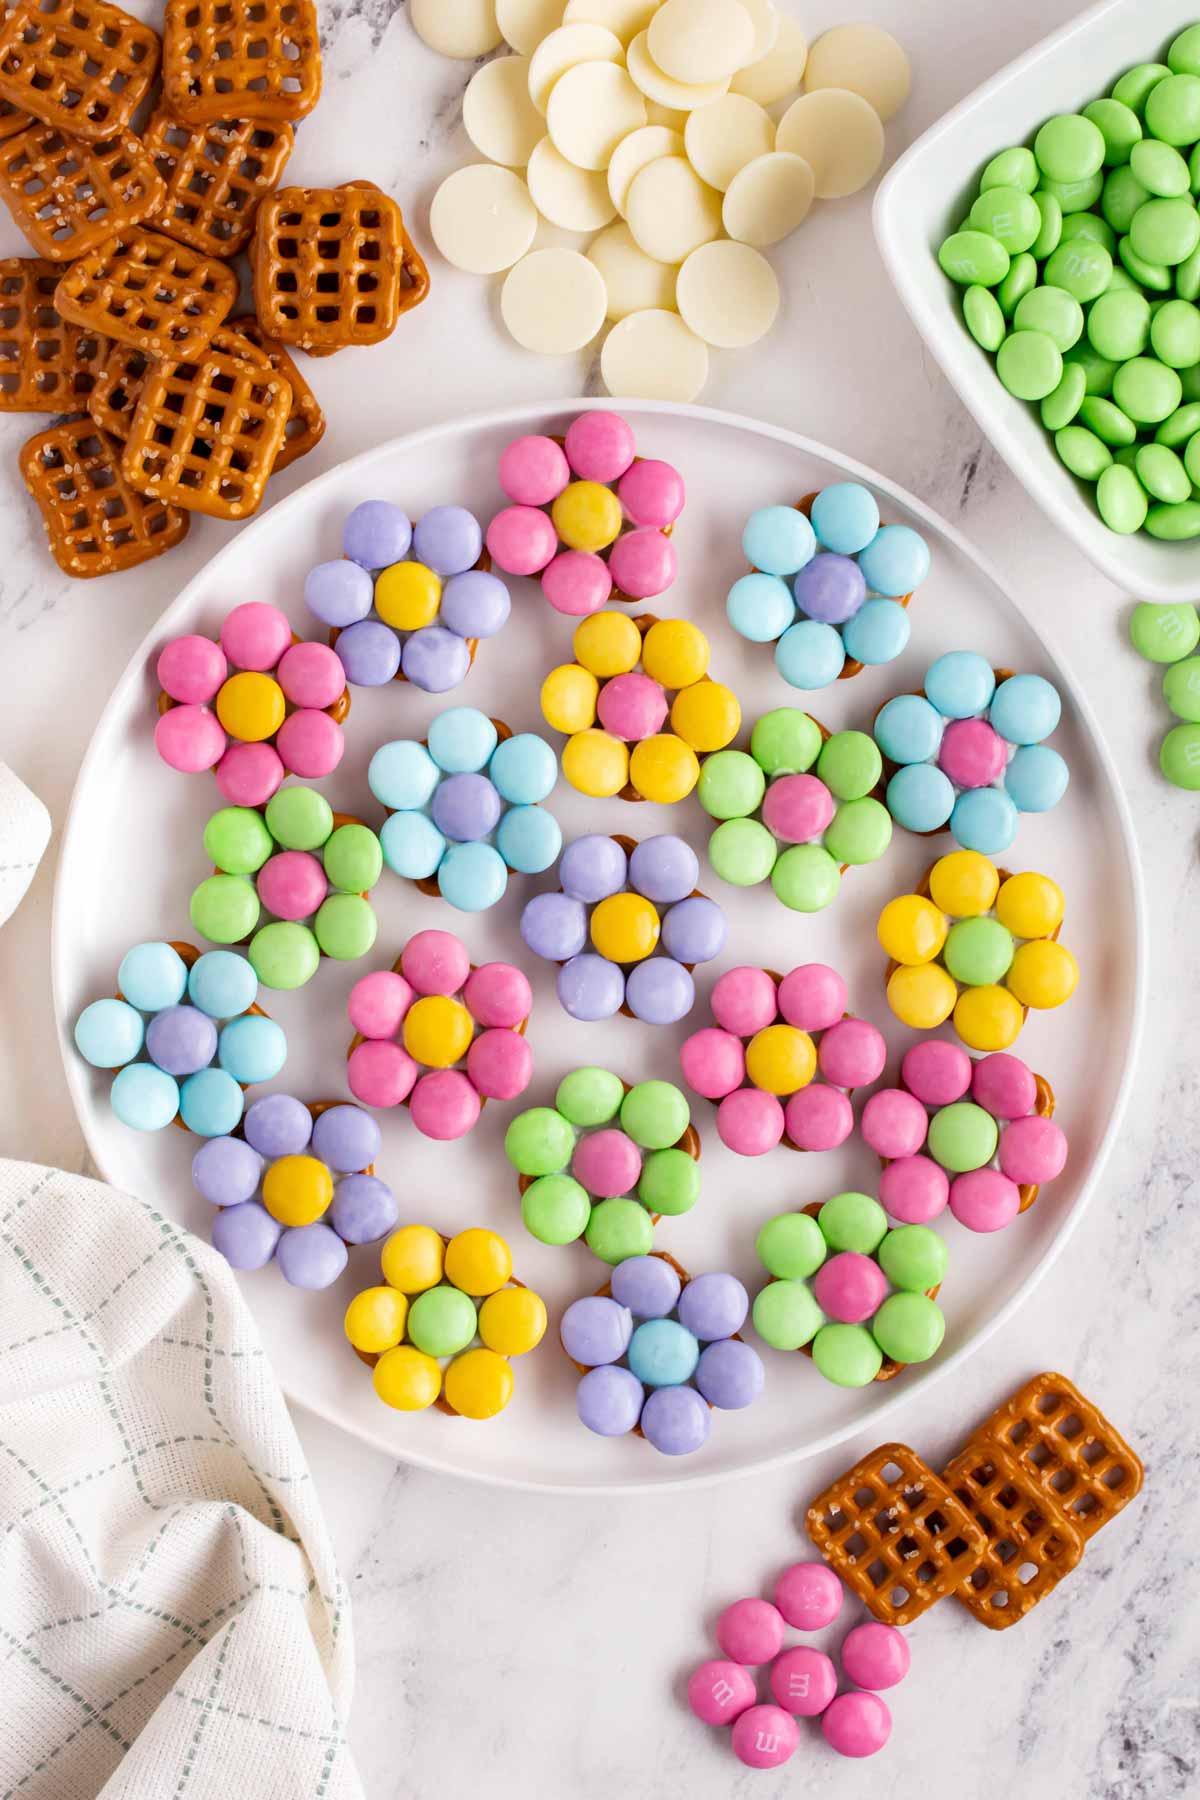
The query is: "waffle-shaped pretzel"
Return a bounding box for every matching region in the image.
[0,256,106,411]
[0,122,165,261]
[86,322,270,439]
[142,108,293,258]
[20,416,189,576]
[55,226,237,359]
[162,0,321,126]
[943,1438,1084,1630]
[252,182,429,352]
[969,1371,1144,1545]
[227,313,324,471]
[122,342,291,520]
[0,96,30,141]
[0,0,160,143]
[806,1442,987,1626]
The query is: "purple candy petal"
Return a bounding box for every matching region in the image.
[557,953,625,1020]
[610,1254,681,1318]
[677,1271,749,1341]
[695,1339,765,1410]
[628,834,699,903]
[520,892,587,961]
[560,1295,633,1365]
[401,626,472,693]
[211,1200,280,1269]
[440,569,511,639]
[624,957,694,1025]
[329,1173,398,1245]
[192,1135,263,1206]
[413,505,482,577]
[576,1364,645,1436]
[660,894,728,964]
[337,618,402,686]
[310,1103,381,1173]
[639,1384,710,1455]
[145,1005,218,1076]
[243,1093,312,1158]
[343,500,412,570]
[275,1222,348,1289]
[558,833,628,902]
[305,559,374,627]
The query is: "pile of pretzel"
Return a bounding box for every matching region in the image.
[0,0,430,577]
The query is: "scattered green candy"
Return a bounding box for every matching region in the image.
[248,920,319,990]
[823,797,891,866]
[771,843,840,912]
[939,228,1010,286]
[1039,172,1103,214]
[323,822,382,893]
[968,185,1042,252]
[203,806,273,875]
[1096,462,1150,532]
[750,707,821,774]
[811,1322,882,1387]
[1065,342,1117,395]
[1150,298,1200,367]
[709,817,777,886]
[997,251,1037,317]
[1040,362,1087,430]
[408,1285,477,1357]
[1087,287,1149,361]
[942,915,1015,985]
[1160,720,1200,787]
[1112,444,1139,468]
[1129,137,1190,195]
[877,1224,949,1292]
[585,1196,654,1264]
[1144,73,1200,147]
[521,1173,591,1245]
[871,1293,946,1365]
[1155,402,1200,446]
[265,785,332,851]
[752,1278,824,1351]
[819,1191,887,1255]
[1135,441,1191,503]
[1168,25,1200,76]
[980,146,1037,193]
[1034,114,1106,183]
[1129,600,1200,661]
[1056,424,1113,480]
[816,730,881,800]
[1146,500,1200,539]
[1042,238,1112,301]
[757,1211,827,1279]
[1183,429,1200,488]
[1163,654,1200,721]
[697,748,765,819]
[1030,190,1062,257]
[927,1102,999,1174]
[1083,96,1142,166]
[1079,395,1137,446]
[1013,284,1083,351]
[191,872,259,943]
[1176,239,1200,298]
[556,1066,623,1127]
[1117,233,1172,290]
[996,329,1063,401]
[313,893,376,960]
[1111,63,1170,118]
[638,1147,700,1216]
[1101,165,1149,232]
[1112,355,1182,423]
[963,284,1006,351]
[620,1080,689,1150]
[1129,196,1200,267]
[505,1105,574,1176]
[1060,211,1117,253]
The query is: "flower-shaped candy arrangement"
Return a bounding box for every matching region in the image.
[73,941,286,1136]
[520,833,727,1025]
[190,787,383,989]
[751,1195,948,1387]
[347,931,533,1139]
[698,709,891,911]
[680,965,886,1159]
[346,1225,546,1420]
[862,1041,1067,1234]
[562,1252,764,1457]
[541,610,740,802]
[154,602,351,800]
[875,652,1069,853]
[879,850,1079,1051]
[369,707,560,912]
[305,499,511,693]
[486,411,683,612]
[196,1097,396,1290]
[726,484,928,690]
[506,1070,700,1258]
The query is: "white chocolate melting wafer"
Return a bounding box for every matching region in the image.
[608,124,685,215]
[730,12,807,105]
[601,307,709,399]
[501,247,608,351]
[676,237,779,345]
[776,88,884,198]
[804,23,910,122]
[684,91,774,191]
[627,29,732,109]
[528,22,623,112]
[497,0,564,55]
[430,163,539,271]
[463,55,545,166]
[411,0,503,58]
[528,136,617,229]
[649,0,754,85]
[626,154,723,262]
[588,220,677,318]
[563,0,658,44]
[547,60,647,169]
[722,148,814,244]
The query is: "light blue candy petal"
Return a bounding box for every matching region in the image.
[857,523,931,596]
[490,732,558,804]
[990,673,1063,744]
[1005,744,1070,811]
[117,941,188,1012]
[74,997,144,1069]
[380,811,447,880]
[742,504,816,577]
[950,786,1019,854]
[924,650,996,717]
[726,571,794,642]
[368,739,440,809]
[810,482,880,554]
[426,706,499,773]
[437,841,508,912]
[111,1062,179,1131]
[188,950,258,1019]
[775,619,845,689]
[218,1014,288,1085]
[179,1067,245,1137]
[496,804,563,874]
[874,693,943,764]
[842,598,910,666]
[887,763,956,833]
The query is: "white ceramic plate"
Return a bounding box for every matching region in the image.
[53,399,1145,1493]
[875,0,1200,601]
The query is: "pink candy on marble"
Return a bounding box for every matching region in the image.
[686,1660,756,1727]
[220,601,292,671]
[972,1051,1038,1118]
[466,1029,532,1100]
[347,1038,419,1108]
[157,634,226,704]
[821,1690,892,1758]
[774,1561,843,1630]
[861,1088,929,1159]
[276,640,345,709]
[731,1704,799,1770]
[214,741,285,807]
[409,1068,481,1140]
[275,709,343,779]
[348,969,414,1039]
[948,1166,1020,1232]
[999,1113,1067,1183]
[716,1597,786,1666]
[463,962,532,1028]
[155,704,226,773]
[769,1646,839,1717]
[679,1027,745,1100]
[400,929,472,997]
[840,1622,910,1691]
[257,850,326,921]
[817,1017,885,1089]
[938,717,1006,788]
[762,773,834,844]
[608,527,676,599]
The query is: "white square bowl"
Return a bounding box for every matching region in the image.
[874,0,1200,600]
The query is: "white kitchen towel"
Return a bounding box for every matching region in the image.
[0,1159,363,1800]
[0,763,50,929]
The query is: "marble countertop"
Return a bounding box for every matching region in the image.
[2,0,1197,1793]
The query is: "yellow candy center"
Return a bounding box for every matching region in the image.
[216,670,287,743]
[262,1153,333,1226]
[374,560,442,630]
[403,995,474,1067]
[745,1023,816,1095]
[552,480,623,553]
[590,891,661,962]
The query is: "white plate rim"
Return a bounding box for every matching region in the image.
[51,396,1148,1495]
